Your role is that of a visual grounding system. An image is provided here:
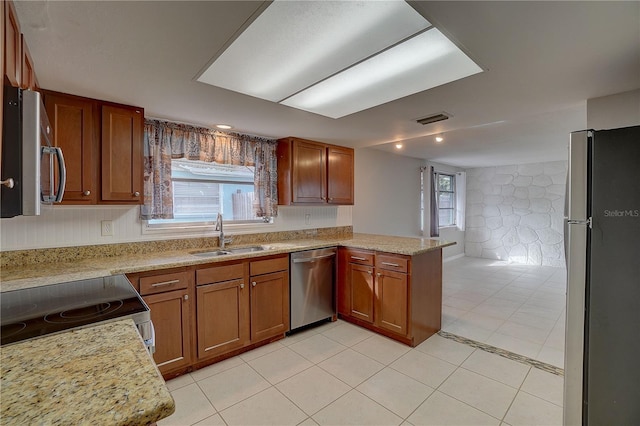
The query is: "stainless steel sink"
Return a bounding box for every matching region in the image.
[190,250,230,257]
[225,246,266,254]
[190,246,266,257]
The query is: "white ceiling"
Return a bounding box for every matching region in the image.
[14,1,640,168]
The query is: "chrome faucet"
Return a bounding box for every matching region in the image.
[215,213,232,249]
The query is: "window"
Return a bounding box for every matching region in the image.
[148,159,264,227]
[436,172,456,227]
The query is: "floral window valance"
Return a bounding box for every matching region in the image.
[141,119,278,220]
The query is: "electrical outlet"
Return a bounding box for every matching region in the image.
[101,220,114,236]
[305,213,311,225]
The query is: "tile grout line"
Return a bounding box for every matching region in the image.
[438,330,564,376]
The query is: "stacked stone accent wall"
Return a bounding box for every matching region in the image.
[465,161,567,267]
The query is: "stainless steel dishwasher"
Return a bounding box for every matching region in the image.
[290,247,336,331]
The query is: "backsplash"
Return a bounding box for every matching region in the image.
[0,205,352,251]
[465,161,567,267]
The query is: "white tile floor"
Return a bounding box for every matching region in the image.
[160,256,566,425]
[442,257,566,368]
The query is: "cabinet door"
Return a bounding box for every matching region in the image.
[327,145,354,205]
[143,289,192,375]
[101,104,143,203]
[292,140,326,203]
[376,270,408,336]
[250,270,289,342]
[350,263,375,323]
[45,92,97,203]
[4,0,21,87]
[20,35,37,90]
[196,279,249,360]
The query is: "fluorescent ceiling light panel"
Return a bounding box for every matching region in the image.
[198,1,430,102]
[282,28,482,118]
[198,1,482,119]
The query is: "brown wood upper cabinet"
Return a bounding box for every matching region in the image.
[3,0,21,87]
[43,90,143,205]
[101,104,143,203]
[3,1,39,90]
[277,137,354,205]
[20,34,38,91]
[44,91,97,204]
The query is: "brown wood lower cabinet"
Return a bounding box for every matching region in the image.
[129,255,290,378]
[194,256,289,362]
[350,263,374,324]
[130,270,193,376]
[337,247,442,347]
[250,271,289,341]
[196,263,249,360]
[376,268,408,336]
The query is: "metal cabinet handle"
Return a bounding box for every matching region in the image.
[381,262,400,267]
[183,294,189,301]
[83,190,91,196]
[367,270,372,275]
[328,198,333,201]
[376,272,381,277]
[240,283,245,289]
[252,281,257,287]
[151,279,180,287]
[1,178,15,189]
[134,191,140,197]
[350,256,366,261]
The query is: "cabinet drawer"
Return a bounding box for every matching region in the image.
[376,254,409,273]
[140,271,188,296]
[250,255,288,276]
[346,250,374,266]
[197,263,244,285]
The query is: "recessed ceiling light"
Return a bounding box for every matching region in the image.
[198,0,482,119]
[395,143,403,149]
[216,124,233,130]
[435,136,444,142]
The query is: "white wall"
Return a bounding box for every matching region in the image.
[0,204,352,251]
[465,161,567,267]
[352,148,423,238]
[352,149,464,260]
[587,89,640,130]
[424,162,466,260]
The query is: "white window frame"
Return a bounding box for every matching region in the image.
[435,172,456,228]
[142,159,274,236]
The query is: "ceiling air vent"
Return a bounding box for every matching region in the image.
[416,112,450,125]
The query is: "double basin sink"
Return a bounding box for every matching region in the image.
[190,245,268,258]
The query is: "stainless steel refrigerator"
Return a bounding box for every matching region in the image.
[564,126,640,425]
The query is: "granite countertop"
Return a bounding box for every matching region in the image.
[0,319,175,425]
[0,233,454,292]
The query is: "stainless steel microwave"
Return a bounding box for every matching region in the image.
[1,86,66,218]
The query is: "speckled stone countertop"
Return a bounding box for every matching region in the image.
[0,319,175,425]
[0,232,454,292]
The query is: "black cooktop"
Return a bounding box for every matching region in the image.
[0,275,148,346]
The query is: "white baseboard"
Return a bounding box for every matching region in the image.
[443,253,465,263]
